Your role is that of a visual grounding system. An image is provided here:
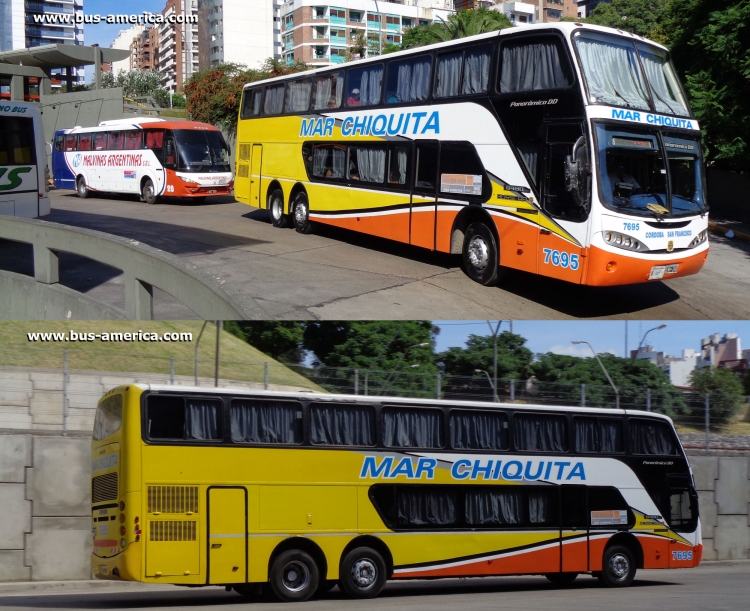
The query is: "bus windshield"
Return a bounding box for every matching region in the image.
[174,129,230,172]
[595,124,706,218]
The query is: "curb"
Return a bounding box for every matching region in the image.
[708,221,750,243]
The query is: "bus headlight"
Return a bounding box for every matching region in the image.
[602,230,648,252]
[688,229,708,249]
[179,175,200,184]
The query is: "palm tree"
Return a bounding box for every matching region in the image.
[414,8,512,45]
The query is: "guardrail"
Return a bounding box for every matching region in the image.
[0,216,261,320]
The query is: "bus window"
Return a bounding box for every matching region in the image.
[528,488,557,526]
[345,64,383,107]
[588,486,631,528]
[574,417,623,453]
[64,134,78,151]
[560,485,587,528]
[78,134,92,151]
[147,395,185,439]
[514,413,568,452]
[264,84,285,115]
[385,55,431,103]
[0,116,35,164]
[241,88,262,118]
[284,78,312,113]
[186,398,223,441]
[312,72,343,109]
[439,142,486,197]
[144,129,165,164]
[382,407,443,449]
[465,488,524,526]
[435,51,462,98]
[387,144,410,188]
[499,36,573,93]
[93,394,123,441]
[348,145,386,183]
[414,141,438,192]
[396,487,458,528]
[636,43,690,117]
[124,130,142,150]
[629,418,679,455]
[310,403,375,446]
[230,399,302,444]
[311,144,346,179]
[108,131,125,150]
[93,133,107,151]
[450,410,508,450]
[461,45,491,95]
[53,133,64,153]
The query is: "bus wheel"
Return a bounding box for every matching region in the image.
[76,176,89,199]
[141,179,158,205]
[545,573,579,585]
[339,547,387,599]
[269,549,319,602]
[599,545,636,588]
[462,222,500,286]
[268,189,289,228]
[293,192,313,234]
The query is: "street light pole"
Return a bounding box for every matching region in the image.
[572,340,620,409]
[487,321,502,402]
[631,324,668,364]
[474,369,495,399]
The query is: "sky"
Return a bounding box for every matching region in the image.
[432,320,750,359]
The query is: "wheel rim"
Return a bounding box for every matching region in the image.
[467,235,489,271]
[294,201,307,225]
[272,198,282,220]
[144,184,153,200]
[609,553,630,580]
[351,558,377,589]
[281,560,310,593]
[78,180,85,194]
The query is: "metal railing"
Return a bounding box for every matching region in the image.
[0,217,261,320]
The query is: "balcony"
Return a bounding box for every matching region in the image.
[505,1,535,14]
[25,27,75,39]
[25,2,74,14]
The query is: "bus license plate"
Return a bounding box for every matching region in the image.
[649,264,679,280]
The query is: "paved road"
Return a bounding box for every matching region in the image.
[3,190,750,319]
[0,563,747,611]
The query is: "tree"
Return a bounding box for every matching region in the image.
[689,366,744,425]
[437,332,533,380]
[402,8,512,49]
[101,69,169,103]
[224,322,304,364]
[586,0,667,39]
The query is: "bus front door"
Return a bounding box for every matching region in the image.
[250,145,263,209]
[560,485,589,573]
[208,487,247,585]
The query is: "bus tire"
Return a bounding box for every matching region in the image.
[545,572,579,585]
[141,178,158,205]
[462,222,499,286]
[600,545,636,588]
[269,549,319,602]
[292,192,313,234]
[269,188,289,228]
[339,547,387,600]
[76,176,89,199]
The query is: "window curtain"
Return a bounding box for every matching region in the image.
[465,489,524,526]
[314,74,343,109]
[630,420,677,455]
[186,399,222,440]
[450,411,508,450]
[575,417,598,453]
[360,66,383,106]
[436,52,462,98]
[264,85,285,114]
[462,47,490,94]
[310,404,375,446]
[639,48,690,117]
[397,488,457,527]
[230,400,302,444]
[500,40,571,92]
[252,91,262,115]
[575,37,650,109]
[332,147,346,178]
[355,147,386,183]
[397,149,407,184]
[514,414,567,452]
[394,58,431,102]
[383,408,443,448]
[599,419,623,452]
[286,80,311,112]
[313,147,329,177]
[528,490,553,525]
[517,143,539,183]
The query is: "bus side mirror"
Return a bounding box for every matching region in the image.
[165,141,174,157]
[565,136,591,210]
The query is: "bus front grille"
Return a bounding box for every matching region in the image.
[147,485,199,514]
[92,472,118,504]
[149,520,197,542]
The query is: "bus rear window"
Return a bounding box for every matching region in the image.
[93,394,123,441]
[0,116,35,165]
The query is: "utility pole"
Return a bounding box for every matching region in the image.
[487,321,502,402]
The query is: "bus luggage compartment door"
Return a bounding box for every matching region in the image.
[208,487,247,584]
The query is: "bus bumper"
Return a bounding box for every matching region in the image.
[91,542,141,581]
[583,243,708,286]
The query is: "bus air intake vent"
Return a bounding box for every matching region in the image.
[237,164,249,177]
[149,520,197,542]
[148,486,199,514]
[92,472,118,504]
[239,144,251,161]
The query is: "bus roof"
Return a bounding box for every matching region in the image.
[128,383,673,423]
[55,119,221,135]
[243,21,668,91]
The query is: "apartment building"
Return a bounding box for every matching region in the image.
[281,0,453,67]
[577,0,607,18]
[130,26,160,72]
[462,0,573,20]
[156,0,200,92]
[110,24,145,75]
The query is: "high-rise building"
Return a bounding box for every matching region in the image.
[577,0,608,18]
[534,0,577,21]
[130,26,160,72]
[280,0,453,67]
[157,0,200,92]
[109,24,145,76]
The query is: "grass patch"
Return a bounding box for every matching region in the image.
[1,321,321,391]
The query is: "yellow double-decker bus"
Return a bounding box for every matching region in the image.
[91,384,701,601]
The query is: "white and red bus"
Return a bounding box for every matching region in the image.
[52,118,233,204]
